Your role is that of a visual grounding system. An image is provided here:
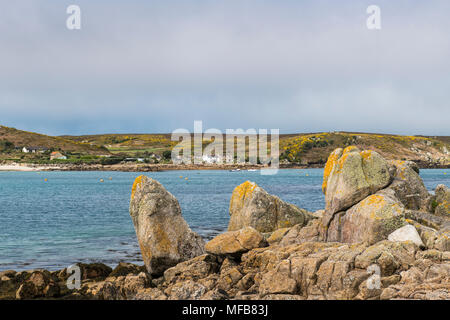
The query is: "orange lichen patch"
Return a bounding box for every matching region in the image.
[343,145,359,154]
[154,225,172,252]
[139,243,153,262]
[360,150,373,161]
[396,163,408,180]
[439,201,450,213]
[279,220,293,228]
[131,175,146,200]
[398,168,407,180]
[389,160,408,180]
[359,194,403,221]
[360,194,386,211]
[230,181,257,211]
[391,160,405,166]
[322,149,342,193]
[334,152,351,174]
[236,181,257,200]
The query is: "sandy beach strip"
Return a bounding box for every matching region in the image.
[0,164,47,171]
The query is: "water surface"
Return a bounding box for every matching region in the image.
[0,169,448,271]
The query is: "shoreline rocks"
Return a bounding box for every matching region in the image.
[320,147,449,248]
[2,147,449,300]
[205,227,267,256]
[3,239,449,300]
[129,175,205,276]
[434,184,449,217]
[228,181,313,233]
[388,225,425,248]
[327,191,406,244]
[386,160,432,211]
[323,147,392,216]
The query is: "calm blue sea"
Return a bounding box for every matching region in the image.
[0,169,448,271]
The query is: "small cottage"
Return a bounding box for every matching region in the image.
[50,151,67,160]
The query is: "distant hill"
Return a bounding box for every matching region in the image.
[61,133,174,156]
[2,125,448,167]
[62,131,450,167]
[277,132,449,167]
[0,125,109,155]
[433,136,450,145]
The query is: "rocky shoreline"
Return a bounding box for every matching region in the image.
[1,146,449,300]
[1,161,449,172]
[0,163,290,172]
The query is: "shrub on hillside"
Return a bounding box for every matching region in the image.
[162,150,172,160]
[0,140,14,152]
[100,157,124,165]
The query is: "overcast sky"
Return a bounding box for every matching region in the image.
[0,1,449,136]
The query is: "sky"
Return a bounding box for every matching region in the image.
[0,0,449,136]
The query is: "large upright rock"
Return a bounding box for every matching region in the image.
[326,190,407,245]
[320,147,392,239]
[129,176,205,276]
[228,181,312,233]
[323,147,392,215]
[434,184,449,217]
[385,160,432,211]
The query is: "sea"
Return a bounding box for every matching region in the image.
[0,168,448,271]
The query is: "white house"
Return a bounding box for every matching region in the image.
[202,155,223,164]
[22,146,48,153]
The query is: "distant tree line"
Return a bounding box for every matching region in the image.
[0,140,14,152]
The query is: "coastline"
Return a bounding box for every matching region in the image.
[1,147,449,300]
[1,163,449,172]
[1,162,449,172]
[0,163,319,172]
[0,164,49,172]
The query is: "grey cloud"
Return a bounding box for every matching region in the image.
[0,0,449,135]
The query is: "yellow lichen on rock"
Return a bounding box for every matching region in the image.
[335,152,350,171]
[360,150,373,160]
[229,181,311,233]
[323,146,392,216]
[322,148,343,193]
[230,181,257,209]
[240,181,257,199]
[335,192,406,244]
[343,145,360,154]
[131,175,145,200]
[361,194,385,207]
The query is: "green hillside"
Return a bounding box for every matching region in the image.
[63,131,450,167]
[0,125,110,162]
[1,125,449,167]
